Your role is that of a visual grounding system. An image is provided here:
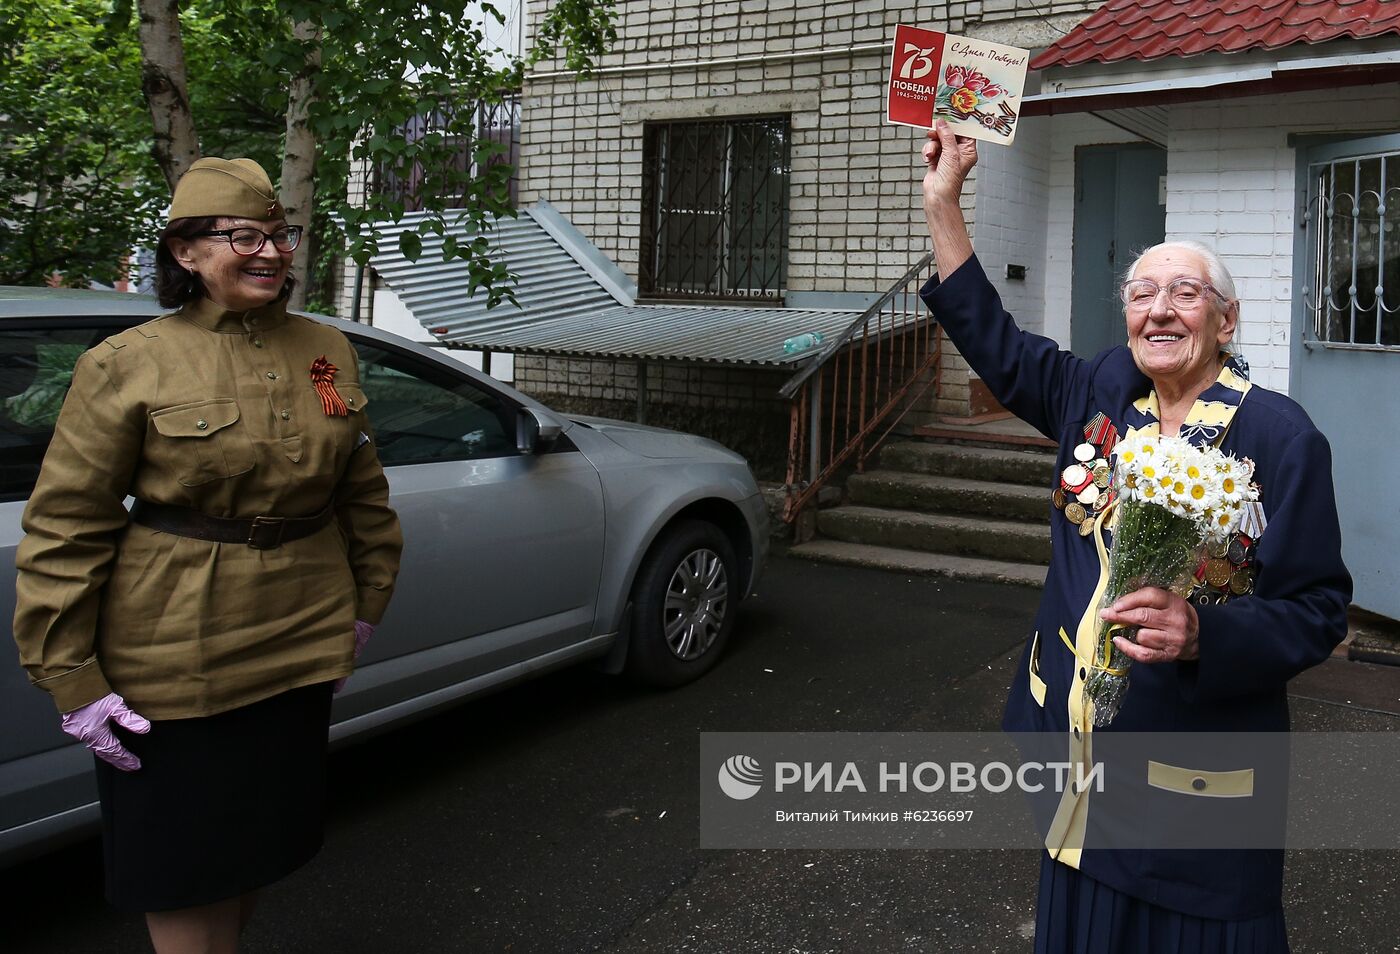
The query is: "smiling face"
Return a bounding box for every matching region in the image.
[1125,247,1238,397]
[168,216,292,311]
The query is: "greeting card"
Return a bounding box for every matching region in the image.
[886,25,1030,145]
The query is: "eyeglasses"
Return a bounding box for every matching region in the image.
[1120,277,1226,310]
[195,226,302,256]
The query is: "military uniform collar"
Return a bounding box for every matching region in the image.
[178,295,290,334]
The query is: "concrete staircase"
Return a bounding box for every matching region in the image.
[789,440,1056,588]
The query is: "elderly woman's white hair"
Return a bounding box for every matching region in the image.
[1123,240,1241,354]
[1123,240,1238,303]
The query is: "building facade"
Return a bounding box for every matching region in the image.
[511,0,1399,616]
[516,0,1100,425]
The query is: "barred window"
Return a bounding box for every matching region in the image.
[373,96,520,212]
[1303,143,1400,348]
[640,117,791,302]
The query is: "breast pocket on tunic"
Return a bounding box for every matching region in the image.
[149,398,256,486]
[294,382,370,475]
[337,383,368,414]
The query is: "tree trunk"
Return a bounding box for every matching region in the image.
[281,19,322,311]
[136,0,199,190]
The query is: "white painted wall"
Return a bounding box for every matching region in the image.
[370,286,516,383]
[973,114,1052,335]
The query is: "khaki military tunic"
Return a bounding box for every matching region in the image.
[13,296,403,719]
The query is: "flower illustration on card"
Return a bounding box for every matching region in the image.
[937,65,1005,116]
[934,64,1016,137]
[949,86,979,113]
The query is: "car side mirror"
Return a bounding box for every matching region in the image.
[516,406,564,455]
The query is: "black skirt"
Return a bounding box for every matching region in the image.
[94,682,334,913]
[1034,853,1290,954]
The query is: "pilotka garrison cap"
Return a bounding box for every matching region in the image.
[168,157,285,221]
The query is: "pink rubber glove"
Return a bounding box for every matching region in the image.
[334,620,376,693]
[61,692,151,772]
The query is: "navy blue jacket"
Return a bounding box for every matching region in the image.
[922,256,1352,919]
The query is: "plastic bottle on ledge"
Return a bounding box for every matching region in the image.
[782,331,825,355]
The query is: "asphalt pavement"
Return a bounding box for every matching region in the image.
[4,555,1398,953]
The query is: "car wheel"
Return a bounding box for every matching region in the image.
[626,519,738,687]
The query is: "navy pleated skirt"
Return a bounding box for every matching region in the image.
[1034,854,1290,954]
[94,682,334,912]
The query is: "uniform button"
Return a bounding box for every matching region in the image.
[1079,667,1087,680]
[252,337,264,348]
[266,371,278,380]
[195,419,208,430]
[347,396,355,405]
[1072,727,1081,740]
[1191,776,1208,792]
[280,409,291,420]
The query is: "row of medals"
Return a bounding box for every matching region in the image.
[1052,440,1257,602]
[1190,533,1256,604]
[1051,440,1113,538]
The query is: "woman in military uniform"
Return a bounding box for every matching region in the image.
[919,121,1350,952]
[13,158,403,951]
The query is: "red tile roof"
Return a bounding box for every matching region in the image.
[1030,0,1400,70]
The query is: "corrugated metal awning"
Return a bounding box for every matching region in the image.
[368,202,630,340]
[432,302,868,367]
[369,202,870,368]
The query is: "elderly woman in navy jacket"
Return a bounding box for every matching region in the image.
[919,121,1350,952]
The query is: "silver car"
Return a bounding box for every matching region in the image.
[0,287,768,865]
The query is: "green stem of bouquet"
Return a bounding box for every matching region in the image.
[1085,497,1203,727]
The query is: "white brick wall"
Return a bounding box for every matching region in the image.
[1031,84,1400,396]
[1163,85,1400,394]
[972,114,1051,334]
[521,1,1100,300]
[514,1,1105,422]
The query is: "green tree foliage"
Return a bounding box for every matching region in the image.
[189,0,615,312]
[2,0,616,310]
[0,0,164,286]
[295,0,617,311]
[178,0,288,172]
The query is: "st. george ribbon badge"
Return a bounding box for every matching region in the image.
[309,355,349,417]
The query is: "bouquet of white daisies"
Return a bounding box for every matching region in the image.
[1084,433,1259,727]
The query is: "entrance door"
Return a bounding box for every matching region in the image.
[1292,134,1400,619]
[1071,143,1167,358]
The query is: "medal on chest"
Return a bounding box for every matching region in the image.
[1190,500,1267,604]
[1052,412,1118,536]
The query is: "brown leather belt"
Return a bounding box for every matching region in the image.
[130,500,334,550]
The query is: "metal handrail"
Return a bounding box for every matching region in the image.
[779,251,935,400]
[779,252,943,524]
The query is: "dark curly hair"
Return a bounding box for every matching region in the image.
[154,217,297,308]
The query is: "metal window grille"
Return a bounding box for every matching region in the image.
[1303,148,1400,349]
[373,95,521,212]
[640,116,791,302]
